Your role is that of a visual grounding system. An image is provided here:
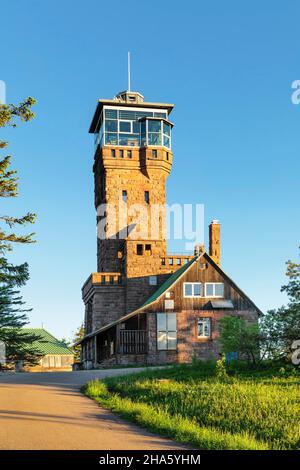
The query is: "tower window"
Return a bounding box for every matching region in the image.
[119,149,124,158]
[102,108,171,149]
[127,150,132,158]
[152,149,157,158]
[119,121,131,133]
[105,120,118,132]
[145,244,152,253]
[166,152,169,161]
[122,190,127,203]
[144,191,150,204]
[137,244,143,256]
[111,149,116,158]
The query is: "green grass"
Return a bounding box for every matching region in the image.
[83,362,300,450]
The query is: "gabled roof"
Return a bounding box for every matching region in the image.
[202,253,263,315]
[141,256,198,308]
[78,251,262,343]
[144,252,262,315]
[23,328,73,355]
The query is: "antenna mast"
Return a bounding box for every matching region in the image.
[127,51,131,91]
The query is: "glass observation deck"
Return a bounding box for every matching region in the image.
[94,106,172,150]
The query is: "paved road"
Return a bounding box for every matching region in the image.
[0,368,187,450]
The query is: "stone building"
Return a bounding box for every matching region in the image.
[78,89,261,368]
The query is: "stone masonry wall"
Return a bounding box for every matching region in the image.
[91,285,125,331]
[146,309,258,364]
[95,147,172,274]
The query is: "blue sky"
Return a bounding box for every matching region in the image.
[1,0,299,340]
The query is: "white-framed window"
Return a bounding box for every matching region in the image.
[101,105,169,148]
[149,275,157,286]
[204,282,224,297]
[183,282,202,298]
[157,313,177,350]
[119,120,132,133]
[197,318,211,338]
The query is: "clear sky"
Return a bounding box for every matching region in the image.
[1,0,299,341]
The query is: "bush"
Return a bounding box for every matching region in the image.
[215,355,228,380]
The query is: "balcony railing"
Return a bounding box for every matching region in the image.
[118,330,147,355]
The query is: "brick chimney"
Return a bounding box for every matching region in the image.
[209,220,221,266]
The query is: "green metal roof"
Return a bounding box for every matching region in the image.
[141,256,198,308]
[23,328,73,355]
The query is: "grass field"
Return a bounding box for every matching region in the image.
[84,362,300,450]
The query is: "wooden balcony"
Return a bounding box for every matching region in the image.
[118,330,147,355]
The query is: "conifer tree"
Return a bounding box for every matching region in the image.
[0,97,41,366]
[262,247,300,359]
[72,323,84,361]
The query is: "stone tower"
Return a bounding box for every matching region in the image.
[83,90,177,332]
